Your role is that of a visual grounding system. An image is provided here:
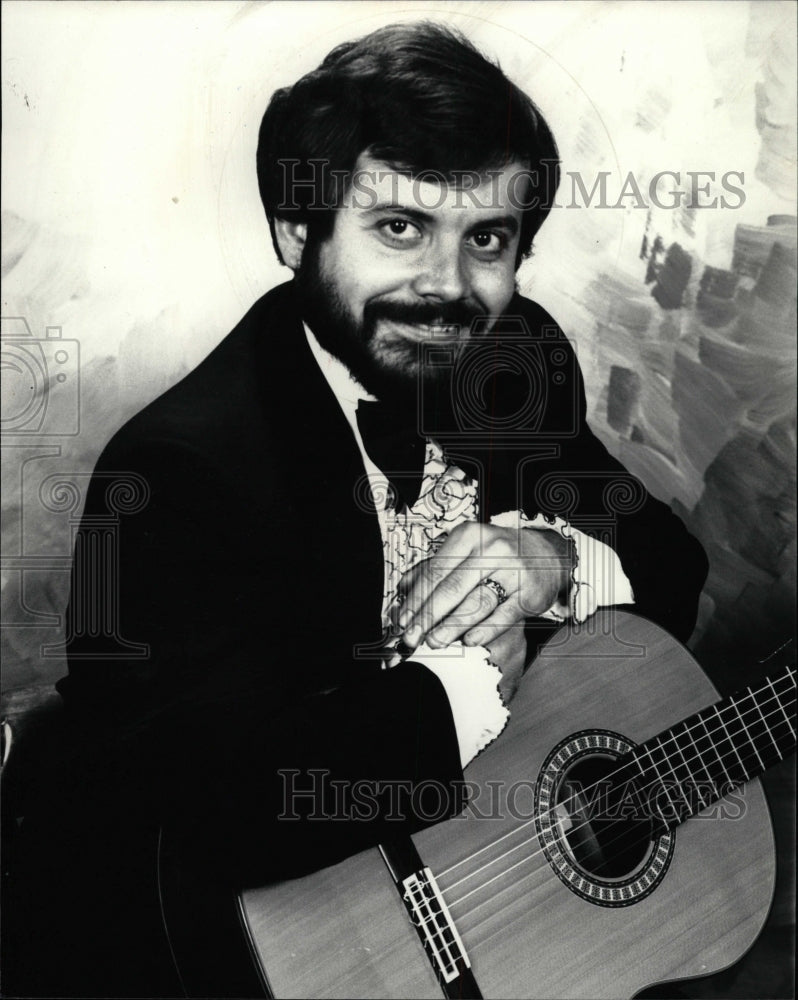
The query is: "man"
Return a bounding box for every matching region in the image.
[11,22,707,997]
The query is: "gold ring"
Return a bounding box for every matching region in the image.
[482,577,508,605]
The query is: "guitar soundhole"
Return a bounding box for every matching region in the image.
[556,754,652,879]
[535,730,674,907]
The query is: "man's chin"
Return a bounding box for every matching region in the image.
[366,324,462,389]
[369,333,425,373]
[352,346,443,406]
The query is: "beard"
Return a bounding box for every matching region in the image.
[294,237,488,409]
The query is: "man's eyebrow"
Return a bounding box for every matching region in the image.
[361,203,520,235]
[361,202,434,223]
[467,215,519,235]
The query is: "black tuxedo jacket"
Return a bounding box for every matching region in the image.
[9,281,708,996]
[54,280,706,886]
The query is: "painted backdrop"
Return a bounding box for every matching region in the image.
[2,1,796,993]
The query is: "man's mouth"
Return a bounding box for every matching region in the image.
[377,319,461,342]
[420,323,460,335]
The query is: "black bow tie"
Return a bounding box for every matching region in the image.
[355,399,427,510]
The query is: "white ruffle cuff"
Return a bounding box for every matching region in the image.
[409,641,510,769]
[489,509,635,622]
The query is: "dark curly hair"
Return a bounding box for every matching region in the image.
[256,22,560,266]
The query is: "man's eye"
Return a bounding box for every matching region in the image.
[468,231,506,253]
[378,219,422,243]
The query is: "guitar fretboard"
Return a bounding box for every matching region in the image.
[629,664,796,831]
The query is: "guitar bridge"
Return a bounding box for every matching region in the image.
[401,867,471,985]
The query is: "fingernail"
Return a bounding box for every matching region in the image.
[405,625,422,648]
[398,611,410,629]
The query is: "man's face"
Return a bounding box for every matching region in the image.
[297,154,525,403]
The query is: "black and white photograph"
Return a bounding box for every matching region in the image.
[1,2,795,997]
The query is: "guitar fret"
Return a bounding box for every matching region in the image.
[666,724,705,814]
[636,744,672,830]
[712,704,750,783]
[582,665,796,856]
[694,711,734,788]
[731,699,765,771]
[767,675,796,745]
[628,666,796,840]
[626,754,656,824]
[750,673,796,763]
[677,720,712,809]
[749,687,782,761]
[639,737,693,826]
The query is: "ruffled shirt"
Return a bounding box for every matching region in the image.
[305,326,634,767]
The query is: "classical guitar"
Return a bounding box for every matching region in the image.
[159,611,796,999]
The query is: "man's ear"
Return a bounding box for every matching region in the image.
[273,218,308,270]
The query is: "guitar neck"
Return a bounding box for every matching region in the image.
[628,663,796,831]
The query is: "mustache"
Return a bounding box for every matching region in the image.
[364,298,484,330]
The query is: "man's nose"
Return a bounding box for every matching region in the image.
[411,243,468,301]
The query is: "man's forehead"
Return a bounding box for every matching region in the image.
[345,152,527,219]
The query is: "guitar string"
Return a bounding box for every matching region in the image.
[447,713,794,939]
[436,668,795,884]
[440,692,797,919]
[397,694,797,960]
[434,680,795,906]
[442,690,797,920]
[396,685,796,959]
[437,668,795,888]
[445,694,797,928]
[439,685,796,902]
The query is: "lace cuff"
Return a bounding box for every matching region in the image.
[409,641,509,769]
[489,509,635,623]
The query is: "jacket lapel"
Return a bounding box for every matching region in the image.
[253,285,387,671]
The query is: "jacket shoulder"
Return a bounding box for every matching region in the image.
[98,281,298,468]
[509,293,571,341]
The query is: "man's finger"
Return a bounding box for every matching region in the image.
[462,597,526,648]
[397,523,480,618]
[424,580,512,648]
[398,550,474,632]
[402,564,486,648]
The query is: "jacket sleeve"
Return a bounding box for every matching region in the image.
[60,432,465,887]
[515,312,708,644]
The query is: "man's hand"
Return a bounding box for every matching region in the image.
[398,522,572,651]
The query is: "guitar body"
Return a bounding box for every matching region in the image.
[235,614,776,999]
